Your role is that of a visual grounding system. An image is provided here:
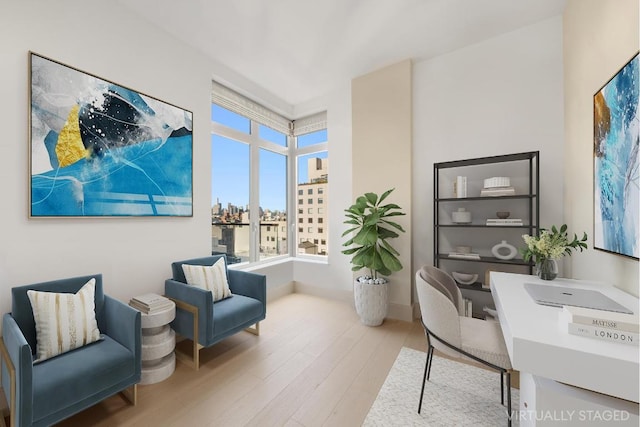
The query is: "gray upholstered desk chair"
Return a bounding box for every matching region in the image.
[415,267,513,426]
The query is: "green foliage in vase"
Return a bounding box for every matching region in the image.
[342,188,406,280]
[521,224,588,263]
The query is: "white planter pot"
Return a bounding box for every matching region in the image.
[353,279,389,326]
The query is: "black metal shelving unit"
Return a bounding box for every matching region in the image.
[433,151,539,305]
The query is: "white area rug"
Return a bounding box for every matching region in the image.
[364,347,519,426]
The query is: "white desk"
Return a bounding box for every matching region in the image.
[491,272,639,425]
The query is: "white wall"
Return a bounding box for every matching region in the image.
[291,81,355,303]
[0,1,361,324]
[0,1,289,318]
[563,0,639,296]
[350,60,413,320]
[412,17,565,288]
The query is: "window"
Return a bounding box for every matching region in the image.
[211,134,250,262]
[212,102,288,263]
[259,148,286,261]
[295,128,328,257]
[213,82,327,262]
[313,239,318,244]
[321,239,326,245]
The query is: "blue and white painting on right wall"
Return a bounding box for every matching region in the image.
[593,52,639,259]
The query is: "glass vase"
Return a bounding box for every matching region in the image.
[536,258,558,281]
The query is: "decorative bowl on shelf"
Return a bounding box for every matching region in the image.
[451,272,479,285]
[496,211,510,219]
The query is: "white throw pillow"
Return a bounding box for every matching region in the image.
[182,258,232,302]
[27,278,101,363]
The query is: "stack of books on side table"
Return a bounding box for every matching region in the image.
[486,218,523,226]
[130,293,174,314]
[560,305,639,346]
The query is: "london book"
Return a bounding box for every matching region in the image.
[566,322,638,346]
[562,305,639,333]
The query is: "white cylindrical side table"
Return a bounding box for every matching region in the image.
[132,298,176,385]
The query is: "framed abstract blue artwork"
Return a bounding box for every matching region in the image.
[29,52,193,217]
[593,52,639,259]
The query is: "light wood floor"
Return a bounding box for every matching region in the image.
[58,293,428,427]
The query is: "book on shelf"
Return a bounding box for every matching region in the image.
[561,305,639,333]
[447,252,481,260]
[454,176,467,198]
[129,293,173,313]
[486,218,523,226]
[480,186,515,197]
[565,322,638,346]
[463,297,473,317]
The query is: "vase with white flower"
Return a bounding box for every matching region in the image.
[521,224,588,280]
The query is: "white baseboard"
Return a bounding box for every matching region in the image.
[267,281,295,302]
[293,281,353,303]
[293,282,414,322]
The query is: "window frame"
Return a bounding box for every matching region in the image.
[212,115,290,264]
[211,86,327,265]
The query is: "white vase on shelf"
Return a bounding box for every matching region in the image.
[452,208,472,224]
[491,240,517,260]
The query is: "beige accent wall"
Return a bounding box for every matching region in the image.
[351,60,413,320]
[563,0,639,295]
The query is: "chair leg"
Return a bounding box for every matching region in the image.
[245,322,260,336]
[506,372,512,427]
[0,340,15,427]
[418,345,431,414]
[166,297,200,370]
[500,371,504,405]
[120,384,137,406]
[426,345,434,381]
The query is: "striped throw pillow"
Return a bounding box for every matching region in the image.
[27,278,101,363]
[182,258,232,302]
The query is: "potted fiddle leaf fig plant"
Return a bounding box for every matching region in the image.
[342,188,406,326]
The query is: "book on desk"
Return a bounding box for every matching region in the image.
[560,305,639,346]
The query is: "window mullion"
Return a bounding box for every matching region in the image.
[249,120,261,262]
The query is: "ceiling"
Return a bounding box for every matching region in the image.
[117,0,565,109]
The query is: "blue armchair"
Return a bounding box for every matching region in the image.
[164,255,266,369]
[0,274,141,427]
